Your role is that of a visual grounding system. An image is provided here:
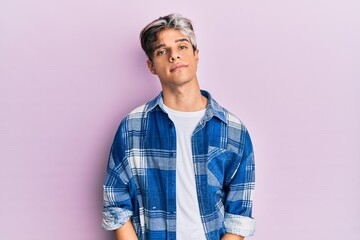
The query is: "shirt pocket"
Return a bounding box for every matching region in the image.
[207,146,231,183]
[207,146,228,198]
[206,146,228,220]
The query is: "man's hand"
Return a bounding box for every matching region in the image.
[221,233,245,240]
[114,221,245,240]
[114,220,138,240]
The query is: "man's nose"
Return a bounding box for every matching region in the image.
[169,49,180,62]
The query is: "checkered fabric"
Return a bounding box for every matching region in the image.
[102,90,255,239]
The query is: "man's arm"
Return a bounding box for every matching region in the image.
[221,233,245,240]
[114,220,138,240]
[223,128,256,237]
[102,122,136,232]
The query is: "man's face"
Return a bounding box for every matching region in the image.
[147,29,199,89]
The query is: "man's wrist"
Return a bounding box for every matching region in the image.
[221,233,245,240]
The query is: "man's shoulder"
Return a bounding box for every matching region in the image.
[118,95,161,129]
[115,102,151,137]
[122,93,161,122]
[215,102,245,131]
[215,105,252,154]
[225,109,244,130]
[121,102,151,125]
[126,103,148,119]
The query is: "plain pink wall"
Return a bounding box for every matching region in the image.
[1,0,359,239]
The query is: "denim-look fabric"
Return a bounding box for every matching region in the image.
[102,90,256,239]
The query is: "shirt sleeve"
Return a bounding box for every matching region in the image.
[102,123,134,231]
[224,129,256,237]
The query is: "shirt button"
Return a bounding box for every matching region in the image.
[170,183,174,187]
[170,153,174,157]
[168,124,173,128]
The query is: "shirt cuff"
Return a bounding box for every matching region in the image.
[102,207,133,231]
[224,213,256,237]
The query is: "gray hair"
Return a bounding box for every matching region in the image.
[140,13,197,62]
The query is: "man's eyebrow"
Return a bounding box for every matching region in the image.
[153,39,190,52]
[153,44,166,52]
[175,38,190,43]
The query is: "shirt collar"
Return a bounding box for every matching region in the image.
[145,90,227,124]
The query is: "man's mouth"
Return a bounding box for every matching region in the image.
[170,64,188,72]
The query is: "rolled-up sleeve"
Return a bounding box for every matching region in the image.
[224,129,256,237]
[102,124,134,230]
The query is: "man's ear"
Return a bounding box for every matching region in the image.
[146,59,157,75]
[194,49,199,63]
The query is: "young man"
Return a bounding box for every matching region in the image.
[102,14,256,240]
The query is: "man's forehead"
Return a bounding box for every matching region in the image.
[154,29,190,45]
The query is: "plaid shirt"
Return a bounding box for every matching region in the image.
[102,90,255,239]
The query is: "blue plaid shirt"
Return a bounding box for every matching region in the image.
[102,90,255,239]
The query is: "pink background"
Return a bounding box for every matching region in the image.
[1,0,359,239]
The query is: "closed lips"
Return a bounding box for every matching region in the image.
[170,64,187,72]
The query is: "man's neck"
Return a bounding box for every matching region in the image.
[162,84,207,112]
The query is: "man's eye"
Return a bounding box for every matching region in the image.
[156,50,166,56]
[179,45,188,50]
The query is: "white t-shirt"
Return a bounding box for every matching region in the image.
[162,103,207,240]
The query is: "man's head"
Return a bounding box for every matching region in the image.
[140,13,197,63]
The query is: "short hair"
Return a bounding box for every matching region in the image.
[140,13,197,62]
